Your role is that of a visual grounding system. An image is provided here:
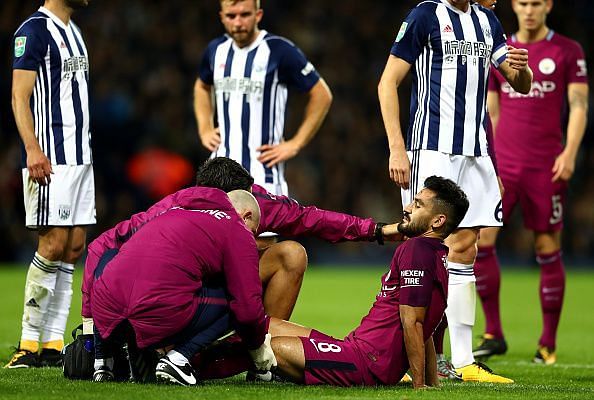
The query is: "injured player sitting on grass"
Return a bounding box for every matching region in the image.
[191,176,469,389]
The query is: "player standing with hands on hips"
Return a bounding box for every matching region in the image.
[474,0,589,365]
[378,0,532,382]
[6,0,95,369]
[194,0,332,199]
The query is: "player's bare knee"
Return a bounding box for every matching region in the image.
[37,238,67,261]
[278,241,308,276]
[64,241,86,264]
[534,231,561,254]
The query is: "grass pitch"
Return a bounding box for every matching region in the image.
[0,265,593,399]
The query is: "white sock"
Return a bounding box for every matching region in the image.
[445,262,476,369]
[167,350,189,365]
[21,252,60,342]
[41,262,74,343]
[95,357,114,371]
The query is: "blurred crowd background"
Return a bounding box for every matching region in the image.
[1,1,593,266]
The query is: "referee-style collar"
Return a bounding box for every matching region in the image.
[39,6,70,29]
[231,29,267,52]
[441,0,473,15]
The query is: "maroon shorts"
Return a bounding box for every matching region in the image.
[500,164,566,232]
[300,330,376,387]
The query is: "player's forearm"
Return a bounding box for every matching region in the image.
[12,95,39,152]
[508,66,533,95]
[564,87,589,158]
[193,80,215,135]
[378,78,406,153]
[290,79,332,150]
[424,336,439,387]
[403,320,426,388]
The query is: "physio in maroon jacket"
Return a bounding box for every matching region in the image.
[91,189,275,385]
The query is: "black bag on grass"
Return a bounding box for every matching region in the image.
[62,324,94,380]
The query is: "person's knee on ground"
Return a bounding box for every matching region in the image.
[271,336,305,383]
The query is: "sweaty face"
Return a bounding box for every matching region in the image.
[513,0,551,32]
[65,0,89,9]
[220,0,263,48]
[398,189,437,238]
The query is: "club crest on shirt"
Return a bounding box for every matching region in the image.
[58,204,71,220]
[539,58,556,75]
[395,22,408,43]
[14,36,27,57]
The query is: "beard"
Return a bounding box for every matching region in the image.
[65,0,89,9]
[398,213,430,238]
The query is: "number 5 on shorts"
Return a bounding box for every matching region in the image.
[309,339,342,353]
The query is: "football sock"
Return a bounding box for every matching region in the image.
[537,250,565,350]
[475,246,504,339]
[41,262,74,347]
[433,316,447,355]
[192,340,253,379]
[446,262,476,369]
[94,357,114,371]
[21,252,60,343]
[167,350,190,366]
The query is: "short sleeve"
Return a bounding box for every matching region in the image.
[565,41,588,84]
[398,240,436,307]
[488,14,508,68]
[13,21,48,71]
[277,41,320,93]
[198,37,227,85]
[390,6,432,64]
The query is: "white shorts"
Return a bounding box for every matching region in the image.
[22,164,96,229]
[402,150,502,228]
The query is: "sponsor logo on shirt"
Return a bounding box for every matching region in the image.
[401,269,425,287]
[62,56,89,80]
[14,36,27,57]
[395,22,408,43]
[443,40,492,66]
[501,81,556,98]
[215,77,264,101]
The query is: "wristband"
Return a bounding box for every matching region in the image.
[374,223,387,245]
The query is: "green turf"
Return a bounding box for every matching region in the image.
[1,265,593,399]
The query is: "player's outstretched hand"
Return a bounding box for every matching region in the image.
[506,46,529,71]
[257,141,299,167]
[27,147,53,186]
[249,333,277,372]
[382,223,405,242]
[389,148,410,189]
[199,127,221,152]
[552,150,576,182]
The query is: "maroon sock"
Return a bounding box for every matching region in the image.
[537,250,565,350]
[475,246,504,339]
[191,340,253,380]
[433,316,447,355]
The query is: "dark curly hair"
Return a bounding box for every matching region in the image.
[195,157,254,192]
[423,176,469,236]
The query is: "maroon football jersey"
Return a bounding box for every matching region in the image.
[346,236,449,385]
[489,31,588,168]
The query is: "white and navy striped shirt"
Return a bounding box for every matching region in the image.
[13,7,91,166]
[199,30,319,196]
[391,0,507,156]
